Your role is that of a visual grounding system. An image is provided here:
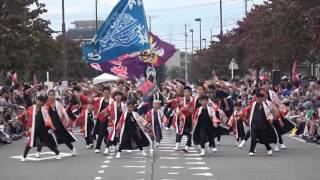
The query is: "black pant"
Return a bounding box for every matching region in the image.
[85,135,94,145]
[200,128,215,149]
[37,141,73,152]
[85,119,94,145]
[118,133,143,152]
[249,128,272,153]
[176,133,192,147]
[24,132,59,158]
[245,130,251,141]
[95,122,108,149]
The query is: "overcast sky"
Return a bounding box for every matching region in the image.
[40,0,264,50]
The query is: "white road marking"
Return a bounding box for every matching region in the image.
[123,165,146,168]
[286,135,320,148]
[133,160,147,163]
[160,166,184,169]
[286,135,307,143]
[158,150,174,152]
[185,162,206,165]
[103,160,111,164]
[98,170,104,174]
[136,171,146,174]
[100,165,109,168]
[159,157,179,160]
[189,167,210,170]
[10,152,72,161]
[184,154,200,156]
[192,172,214,176]
[128,157,146,159]
[94,177,103,180]
[184,157,203,160]
[168,172,180,175]
[168,153,179,156]
[106,156,113,159]
[158,146,174,149]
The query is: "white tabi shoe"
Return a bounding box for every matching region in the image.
[173,143,180,151]
[35,152,40,158]
[56,153,62,160]
[21,157,27,162]
[267,150,273,156]
[141,150,148,156]
[216,141,221,146]
[115,152,121,159]
[95,149,100,153]
[103,148,110,155]
[155,142,160,147]
[248,152,254,156]
[86,145,91,149]
[238,140,246,148]
[71,147,78,156]
[274,144,280,152]
[90,144,94,149]
[183,146,189,153]
[211,147,218,153]
[280,144,287,149]
[199,149,206,156]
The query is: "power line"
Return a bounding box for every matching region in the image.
[145,0,246,12]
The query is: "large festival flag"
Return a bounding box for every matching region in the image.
[82,0,150,64]
[90,33,176,79]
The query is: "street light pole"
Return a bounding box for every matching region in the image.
[195,18,202,51]
[202,38,207,49]
[245,0,248,15]
[95,0,98,32]
[62,0,68,80]
[184,24,188,83]
[190,29,194,55]
[219,0,223,36]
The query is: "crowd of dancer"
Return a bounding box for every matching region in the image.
[1,74,320,162]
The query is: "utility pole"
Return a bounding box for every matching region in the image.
[245,0,248,15]
[169,27,172,44]
[202,38,207,49]
[184,24,188,83]
[219,0,223,36]
[62,0,68,80]
[95,0,98,32]
[147,15,158,32]
[210,29,213,42]
[195,18,202,51]
[190,29,194,55]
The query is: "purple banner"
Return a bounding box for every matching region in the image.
[90,33,176,80]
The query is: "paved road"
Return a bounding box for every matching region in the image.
[1,129,320,180]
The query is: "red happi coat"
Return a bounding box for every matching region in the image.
[172,96,194,135]
[107,101,126,141]
[227,109,247,137]
[93,97,113,116]
[18,105,54,147]
[75,109,96,138]
[268,90,288,117]
[144,108,168,141]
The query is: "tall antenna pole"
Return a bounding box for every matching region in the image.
[219,0,223,36]
[62,0,68,80]
[95,0,98,31]
[184,24,188,83]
